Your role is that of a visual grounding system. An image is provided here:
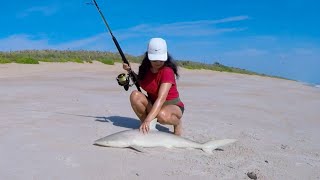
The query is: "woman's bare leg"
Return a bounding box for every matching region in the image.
[156,105,183,136]
[129,90,152,122]
[130,91,183,135]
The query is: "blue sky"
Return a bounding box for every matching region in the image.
[1,0,319,85]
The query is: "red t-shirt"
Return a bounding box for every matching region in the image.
[139,66,184,108]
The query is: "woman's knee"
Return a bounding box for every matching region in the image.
[130,90,149,110]
[130,90,143,102]
[157,110,169,124]
[157,106,182,125]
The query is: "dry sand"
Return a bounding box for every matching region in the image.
[0,62,319,180]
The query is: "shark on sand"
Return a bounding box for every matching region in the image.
[94,119,237,154]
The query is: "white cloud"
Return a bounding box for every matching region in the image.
[54,33,111,50]
[17,5,58,18]
[122,16,249,37]
[0,33,114,51]
[0,34,50,51]
[224,48,268,57]
[273,47,320,63]
[250,35,277,42]
[0,16,249,51]
[293,48,316,55]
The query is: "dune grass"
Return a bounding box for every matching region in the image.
[0,50,285,79]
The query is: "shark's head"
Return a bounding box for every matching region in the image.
[93,137,129,147]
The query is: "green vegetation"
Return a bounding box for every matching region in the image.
[0,50,140,65]
[15,57,39,64]
[0,50,284,79]
[0,57,11,64]
[178,61,260,75]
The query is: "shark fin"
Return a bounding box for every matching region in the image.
[202,139,237,154]
[149,118,158,131]
[130,145,145,153]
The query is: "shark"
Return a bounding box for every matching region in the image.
[94,119,237,154]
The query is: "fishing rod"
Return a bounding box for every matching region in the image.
[88,0,141,92]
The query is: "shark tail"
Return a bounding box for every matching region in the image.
[201,139,237,154]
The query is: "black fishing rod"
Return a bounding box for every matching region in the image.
[89,0,141,92]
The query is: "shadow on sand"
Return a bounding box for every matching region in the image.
[56,112,170,133]
[96,115,171,133]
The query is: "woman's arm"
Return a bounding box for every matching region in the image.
[139,82,172,133]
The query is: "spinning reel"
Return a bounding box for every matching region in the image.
[116,73,132,91]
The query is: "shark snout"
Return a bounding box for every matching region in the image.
[93,139,106,146]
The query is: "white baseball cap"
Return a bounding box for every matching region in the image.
[147,38,168,61]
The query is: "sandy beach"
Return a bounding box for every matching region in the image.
[0,62,319,180]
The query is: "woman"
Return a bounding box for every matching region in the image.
[123,38,184,136]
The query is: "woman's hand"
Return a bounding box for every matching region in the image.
[122,63,131,71]
[139,120,151,134]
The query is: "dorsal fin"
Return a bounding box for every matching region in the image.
[149,118,158,131]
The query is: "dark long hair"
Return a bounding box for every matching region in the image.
[138,52,179,81]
